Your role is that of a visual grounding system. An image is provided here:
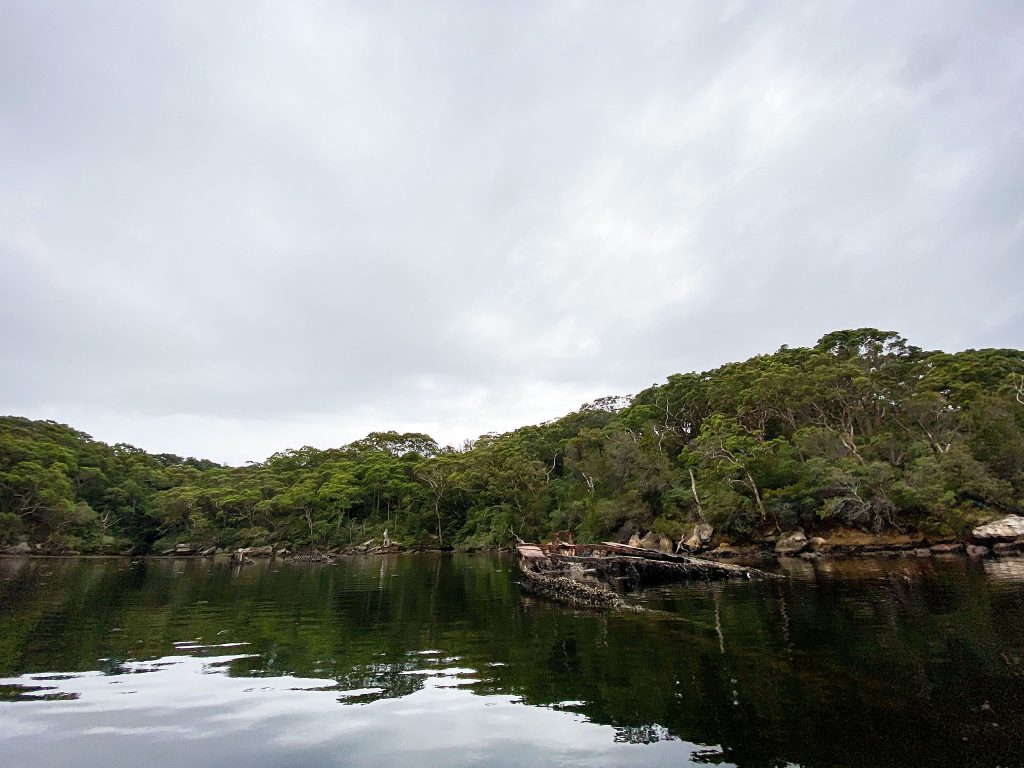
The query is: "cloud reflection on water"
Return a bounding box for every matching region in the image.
[0,649,702,768]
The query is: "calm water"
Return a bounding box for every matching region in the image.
[0,554,1022,768]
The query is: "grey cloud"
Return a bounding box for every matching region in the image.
[1,1,1022,463]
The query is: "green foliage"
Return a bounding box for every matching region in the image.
[2,330,1023,550]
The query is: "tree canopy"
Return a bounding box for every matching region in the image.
[2,330,1022,553]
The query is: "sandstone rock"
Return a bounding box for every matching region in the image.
[966,545,990,558]
[972,516,1024,543]
[775,530,808,556]
[913,548,932,557]
[807,536,828,552]
[174,543,198,556]
[5,541,31,555]
[930,543,965,555]
[683,523,714,552]
[231,549,255,565]
[993,539,1024,556]
[627,533,642,548]
[637,532,674,554]
[615,520,639,544]
[200,546,216,557]
[240,545,275,557]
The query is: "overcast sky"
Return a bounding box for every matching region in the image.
[2,1,1022,464]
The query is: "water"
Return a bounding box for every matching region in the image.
[0,553,1022,768]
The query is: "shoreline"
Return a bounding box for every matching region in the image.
[3,540,1023,563]
[5,518,1024,562]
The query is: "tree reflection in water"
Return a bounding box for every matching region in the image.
[0,553,1022,767]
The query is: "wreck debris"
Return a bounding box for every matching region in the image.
[516,541,776,610]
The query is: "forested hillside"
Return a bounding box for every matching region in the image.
[2,329,1022,554]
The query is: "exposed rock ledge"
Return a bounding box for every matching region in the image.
[972,516,1024,544]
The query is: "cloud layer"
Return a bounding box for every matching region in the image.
[2,1,1022,463]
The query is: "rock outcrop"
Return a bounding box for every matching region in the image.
[775,530,808,556]
[241,545,275,557]
[682,524,714,552]
[993,540,1024,556]
[231,549,255,565]
[972,516,1024,544]
[161,543,198,556]
[630,532,675,554]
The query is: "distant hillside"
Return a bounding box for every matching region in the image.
[2,329,1022,554]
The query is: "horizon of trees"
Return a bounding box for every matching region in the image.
[2,329,1023,553]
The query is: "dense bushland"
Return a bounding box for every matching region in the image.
[2,329,1022,553]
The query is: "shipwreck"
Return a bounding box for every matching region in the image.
[516,540,776,610]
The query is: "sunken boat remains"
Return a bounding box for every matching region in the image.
[517,540,775,610]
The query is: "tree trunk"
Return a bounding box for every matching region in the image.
[689,468,704,520]
[745,470,768,525]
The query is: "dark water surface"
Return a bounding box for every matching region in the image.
[0,553,1022,768]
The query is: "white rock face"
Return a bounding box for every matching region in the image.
[775,530,808,555]
[972,516,1024,542]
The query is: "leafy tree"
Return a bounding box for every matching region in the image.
[2,330,1022,550]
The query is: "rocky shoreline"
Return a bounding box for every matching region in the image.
[4,516,1024,563]
[688,518,1024,565]
[619,515,1024,564]
[0,538,429,561]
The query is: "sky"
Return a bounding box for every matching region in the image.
[2,1,1023,465]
